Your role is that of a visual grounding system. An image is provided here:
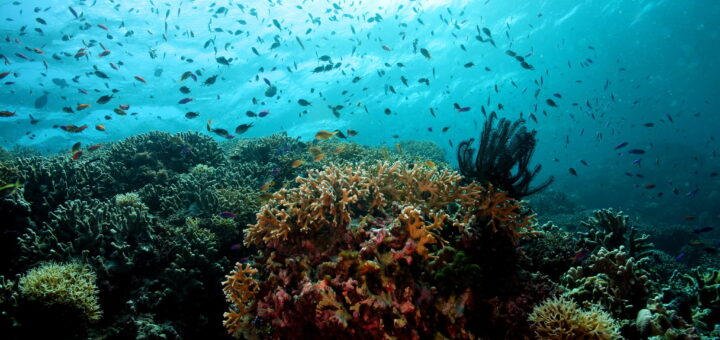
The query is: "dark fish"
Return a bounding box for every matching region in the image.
[184,112,199,119]
[464,62,474,68]
[580,160,589,166]
[179,86,191,94]
[693,227,714,234]
[96,94,113,104]
[546,98,558,107]
[216,56,232,65]
[298,99,311,106]
[34,92,48,108]
[628,149,646,154]
[569,168,578,176]
[178,97,193,104]
[203,75,218,86]
[675,253,686,262]
[246,110,257,117]
[235,123,254,135]
[420,48,431,59]
[643,123,655,127]
[264,85,277,97]
[614,142,629,150]
[94,70,109,79]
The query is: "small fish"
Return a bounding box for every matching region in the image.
[315,130,338,140]
[113,108,127,115]
[643,123,655,127]
[628,149,646,154]
[298,99,311,106]
[464,62,474,68]
[95,124,106,131]
[134,75,147,83]
[219,211,237,219]
[260,180,275,192]
[569,168,578,176]
[546,98,558,107]
[382,45,392,51]
[313,153,325,161]
[178,97,193,104]
[425,161,436,168]
[693,227,714,234]
[580,160,589,166]
[644,184,656,189]
[76,103,91,110]
[87,144,103,151]
[572,249,590,263]
[97,24,109,31]
[72,151,82,160]
[98,50,111,57]
[119,104,130,110]
[71,142,82,153]
[347,129,358,137]
[258,110,270,118]
[185,112,199,119]
[684,216,696,220]
[0,181,22,196]
[291,160,304,168]
[675,253,686,262]
[0,110,17,117]
[96,94,113,104]
[246,110,257,117]
[614,142,629,150]
[420,48,432,59]
[689,240,704,246]
[235,123,254,135]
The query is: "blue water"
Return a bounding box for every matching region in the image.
[1,0,718,224]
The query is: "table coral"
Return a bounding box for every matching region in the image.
[224,161,536,339]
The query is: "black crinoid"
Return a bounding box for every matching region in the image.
[456,112,553,199]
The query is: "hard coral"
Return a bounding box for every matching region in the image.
[529,295,620,340]
[225,161,536,339]
[19,262,102,322]
[579,208,653,259]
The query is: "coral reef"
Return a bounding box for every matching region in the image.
[18,262,102,322]
[562,246,655,324]
[456,112,553,199]
[528,295,620,339]
[578,208,654,259]
[225,161,536,339]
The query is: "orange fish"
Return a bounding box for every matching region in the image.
[644,184,656,189]
[113,108,127,115]
[33,48,43,54]
[315,130,338,140]
[0,72,10,79]
[134,75,146,83]
[74,125,88,133]
[87,144,103,151]
[291,160,304,168]
[76,103,91,110]
[313,153,325,161]
[95,124,106,131]
[99,50,111,57]
[72,151,82,160]
[109,62,119,70]
[119,104,130,110]
[74,48,87,58]
[97,24,109,31]
[260,180,275,192]
[0,110,17,117]
[425,161,436,168]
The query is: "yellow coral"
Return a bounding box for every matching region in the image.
[528,295,620,340]
[19,262,102,322]
[398,206,446,258]
[222,263,259,338]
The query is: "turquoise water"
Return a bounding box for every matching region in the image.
[1,0,720,338]
[1,0,718,221]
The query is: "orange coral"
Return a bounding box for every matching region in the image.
[222,263,259,338]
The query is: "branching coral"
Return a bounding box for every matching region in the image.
[226,161,536,339]
[579,209,654,260]
[223,263,259,339]
[456,112,553,199]
[562,246,654,322]
[19,262,102,322]
[528,295,620,340]
[18,198,156,274]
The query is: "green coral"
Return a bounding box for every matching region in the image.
[19,262,102,322]
[528,295,620,340]
[579,208,654,259]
